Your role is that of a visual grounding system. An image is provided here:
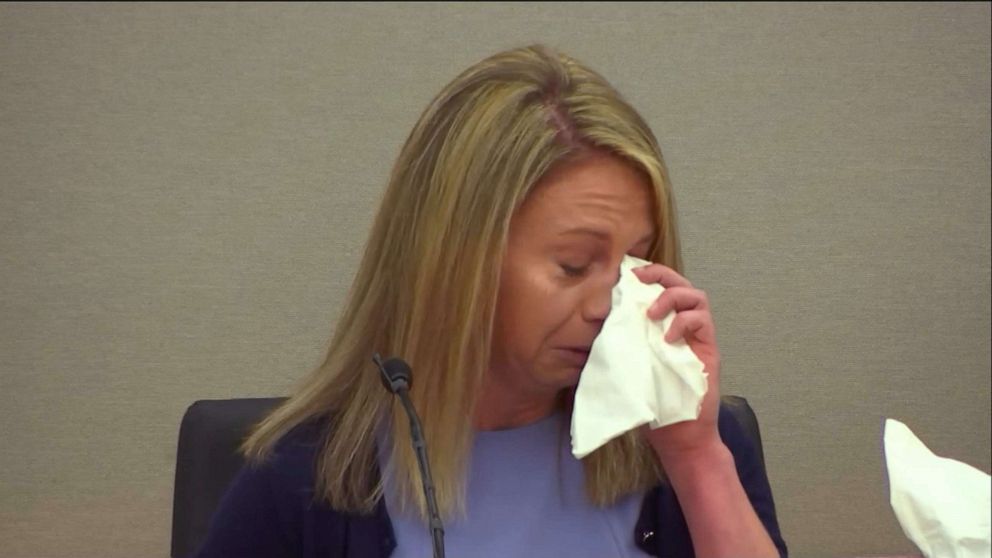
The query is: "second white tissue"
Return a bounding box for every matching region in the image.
[885,418,991,558]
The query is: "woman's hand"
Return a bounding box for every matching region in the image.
[631,263,723,467]
[631,264,779,558]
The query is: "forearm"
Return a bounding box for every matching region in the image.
[658,441,779,558]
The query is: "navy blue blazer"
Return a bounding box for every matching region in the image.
[194,404,788,557]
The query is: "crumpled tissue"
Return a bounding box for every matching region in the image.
[885,418,991,558]
[570,255,708,459]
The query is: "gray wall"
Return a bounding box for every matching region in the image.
[1,3,989,557]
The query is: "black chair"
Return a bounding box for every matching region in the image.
[171,397,286,558]
[170,395,766,558]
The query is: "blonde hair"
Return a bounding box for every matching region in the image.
[241,44,683,520]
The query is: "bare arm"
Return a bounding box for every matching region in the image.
[657,440,779,558]
[633,262,782,557]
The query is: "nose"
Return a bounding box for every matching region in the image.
[581,266,620,323]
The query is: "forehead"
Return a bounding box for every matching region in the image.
[519,153,657,234]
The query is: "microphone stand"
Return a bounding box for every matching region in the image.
[373,353,446,558]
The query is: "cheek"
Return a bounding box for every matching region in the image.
[494,262,573,362]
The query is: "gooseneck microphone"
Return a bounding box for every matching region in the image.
[373,353,446,558]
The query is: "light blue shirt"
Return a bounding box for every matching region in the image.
[379,411,650,557]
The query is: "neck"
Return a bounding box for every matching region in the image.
[472,371,559,431]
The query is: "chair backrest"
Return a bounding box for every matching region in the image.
[170,395,766,558]
[171,397,286,558]
[722,394,766,469]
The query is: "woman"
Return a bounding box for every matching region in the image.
[194,44,787,558]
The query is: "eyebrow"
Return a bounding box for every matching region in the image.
[560,227,655,247]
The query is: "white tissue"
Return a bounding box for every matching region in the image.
[885,418,991,558]
[570,255,708,459]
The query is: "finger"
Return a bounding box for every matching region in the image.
[631,264,693,289]
[647,287,709,320]
[664,309,716,344]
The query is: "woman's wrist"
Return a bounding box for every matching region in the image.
[654,437,735,489]
[654,438,779,558]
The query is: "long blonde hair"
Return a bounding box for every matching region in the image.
[242,44,683,520]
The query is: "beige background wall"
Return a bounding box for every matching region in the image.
[1,3,989,557]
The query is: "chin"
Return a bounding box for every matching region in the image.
[549,365,583,389]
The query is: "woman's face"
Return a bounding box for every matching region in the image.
[488,151,656,410]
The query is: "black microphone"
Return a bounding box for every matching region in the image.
[373,353,446,558]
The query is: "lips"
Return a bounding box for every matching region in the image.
[558,347,591,367]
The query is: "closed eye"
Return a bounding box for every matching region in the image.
[560,263,588,277]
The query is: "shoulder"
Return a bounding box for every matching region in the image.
[192,418,335,558]
[253,417,331,506]
[267,419,328,472]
